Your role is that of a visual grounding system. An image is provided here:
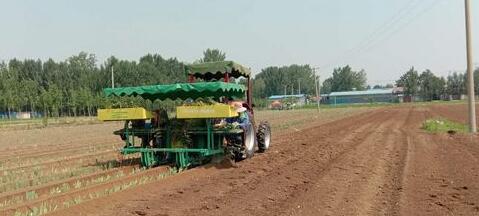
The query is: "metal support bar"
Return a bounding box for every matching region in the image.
[122,147,224,154]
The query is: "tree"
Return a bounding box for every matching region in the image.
[446,72,466,98]
[474,67,479,95]
[254,65,316,97]
[321,78,333,94]
[322,65,367,93]
[197,49,226,63]
[396,67,419,99]
[418,70,445,101]
[252,78,266,98]
[19,79,40,112]
[373,84,394,89]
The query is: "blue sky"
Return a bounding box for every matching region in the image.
[0,0,478,85]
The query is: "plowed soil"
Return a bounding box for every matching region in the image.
[48,104,479,216]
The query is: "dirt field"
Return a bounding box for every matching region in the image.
[1,104,478,216]
[0,108,371,216]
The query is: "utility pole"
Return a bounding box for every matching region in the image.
[465,0,476,133]
[111,65,115,89]
[318,74,321,107]
[298,80,301,95]
[313,67,320,112]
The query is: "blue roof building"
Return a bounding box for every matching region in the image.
[326,88,400,105]
[268,94,306,100]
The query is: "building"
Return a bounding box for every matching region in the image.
[324,88,402,105]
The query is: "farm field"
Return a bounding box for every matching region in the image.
[39,103,478,216]
[0,107,373,216]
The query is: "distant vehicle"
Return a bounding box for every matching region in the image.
[270,100,294,110]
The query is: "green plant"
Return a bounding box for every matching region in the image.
[423,118,467,133]
[25,191,38,201]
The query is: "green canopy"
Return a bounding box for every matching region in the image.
[104,82,246,101]
[185,61,251,80]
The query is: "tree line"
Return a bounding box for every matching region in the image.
[396,67,479,101]
[0,49,322,118]
[0,52,187,118]
[1,48,477,118]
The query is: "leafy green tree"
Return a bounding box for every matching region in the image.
[446,72,466,98]
[39,88,52,117]
[198,49,226,63]
[252,78,266,98]
[48,84,63,117]
[323,65,367,92]
[372,84,394,89]
[396,67,419,99]
[474,67,479,95]
[255,65,316,97]
[418,70,445,101]
[19,79,40,112]
[321,78,333,94]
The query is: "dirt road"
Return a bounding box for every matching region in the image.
[52,105,479,216]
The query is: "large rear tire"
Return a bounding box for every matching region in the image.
[227,124,256,161]
[257,121,271,153]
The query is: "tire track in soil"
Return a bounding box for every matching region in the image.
[186,110,392,216]
[141,108,406,216]
[282,108,410,216]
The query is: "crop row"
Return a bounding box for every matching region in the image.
[5,166,177,216]
[0,143,120,170]
[0,151,128,193]
[0,165,139,209]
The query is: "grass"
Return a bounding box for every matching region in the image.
[422,118,468,134]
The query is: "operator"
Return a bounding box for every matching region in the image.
[214,102,250,129]
[227,102,250,129]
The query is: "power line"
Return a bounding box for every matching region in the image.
[362,0,447,54]
[321,0,422,69]
[321,0,444,69]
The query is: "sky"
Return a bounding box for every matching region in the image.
[0,0,478,85]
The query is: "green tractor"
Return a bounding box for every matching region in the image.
[98,61,271,169]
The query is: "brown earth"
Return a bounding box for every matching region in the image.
[0,108,372,214]
[47,104,479,216]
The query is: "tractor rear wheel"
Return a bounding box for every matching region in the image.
[227,124,256,161]
[257,121,271,153]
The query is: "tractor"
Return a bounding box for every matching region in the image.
[97,61,271,169]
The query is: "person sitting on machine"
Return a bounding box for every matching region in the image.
[215,102,250,129]
[228,102,250,129]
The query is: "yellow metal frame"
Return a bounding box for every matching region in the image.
[97,107,152,121]
[176,104,238,119]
